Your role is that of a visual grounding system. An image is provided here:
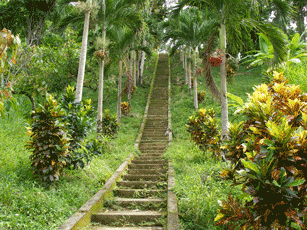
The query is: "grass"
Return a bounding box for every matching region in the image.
[284,58,307,92]
[165,53,264,229]
[0,53,158,230]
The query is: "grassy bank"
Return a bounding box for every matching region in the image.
[0,53,158,230]
[165,53,264,229]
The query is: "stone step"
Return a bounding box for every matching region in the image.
[113,198,166,208]
[128,168,166,175]
[148,111,167,115]
[91,226,164,230]
[139,150,165,154]
[128,164,167,170]
[140,140,167,143]
[139,143,167,148]
[131,160,166,165]
[114,189,166,198]
[133,156,164,161]
[117,181,167,189]
[91,211,164,226]
[141,133,166,136]
[122,174,166,181]
[136,155,164,159]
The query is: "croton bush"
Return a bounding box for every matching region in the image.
[26,94,69,184]
[60,85,96,169]
[101,109,119,137]
[216,72,307,229]
[187,108,222,157]
[121,101,130,116]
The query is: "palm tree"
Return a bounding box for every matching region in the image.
[96,0,145,133]
[164,7,211,110]
[108,27,136,124]
[175,0,290,138]
[75,0,97,103]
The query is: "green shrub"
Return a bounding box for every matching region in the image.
[102,109,119,137]
[285,58,307,92]
[60,85,96,169]
[121,101,130,116]
[187,108,222,157]
[25,94,69,184]
[197,90,206,103]
[216,72,307,229]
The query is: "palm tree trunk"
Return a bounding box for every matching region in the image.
[184,49,188,84]
[133,50,137,86]
[220,23,228,139]
[203,30,220,102]
[180,49,184,69]
[97,58,105,133]
[188,47,192,95]
[117,60,122,124]
[130,51,134,87]
[139,40,146,85]
[75,7,91,102]
[97,0,106,134]
[193,48,198,110]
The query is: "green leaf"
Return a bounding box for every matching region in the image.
[227,93,244,106]
[291,33,300,48]
[286,179,305,187]
[273,180,281,187]
[241,159,260,174]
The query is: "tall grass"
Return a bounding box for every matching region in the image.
[0,54,158,230]
[284,58,307,92]
[165,53,264,229]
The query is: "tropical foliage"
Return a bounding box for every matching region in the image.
[25,94,70,184]
[187,108,222,157]
[217,72,307,228]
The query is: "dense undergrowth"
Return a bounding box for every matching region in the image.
[165,53,264,229]
[0,54,158,230]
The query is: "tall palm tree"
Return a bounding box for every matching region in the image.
[96,0,145,133]
[108,26,136,124]
[164,7,211,110]
[75,0,96,103]
[175,0,290,138]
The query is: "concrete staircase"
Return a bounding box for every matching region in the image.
[90,55,170,229]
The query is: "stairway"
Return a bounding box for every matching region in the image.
[90,54,170,229]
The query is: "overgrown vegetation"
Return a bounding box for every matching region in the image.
[166,53,264,229]
[217,72,307,229]
[0,51,158,229]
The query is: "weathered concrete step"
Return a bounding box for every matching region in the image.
[147,114,167,117]
[114,189,166,198]
[131,160,166,164]
[91,226,164,230]
[133,156,164,161]
[128,164,167,169]
[143,125,167,128]
[148,111,167,115]
[113,198,166,207]
[140,140,167,143]
[139,147,166,151]
[145,122,167,126]
[139,143,167,148]
[117,181,167,189]
[137,154,164,158]
[141,137,167,141]
[92,211,164,226]
[128,168,166,174]
[122,174,166,181]
[143,126,166,129]
[139,150,165,154]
